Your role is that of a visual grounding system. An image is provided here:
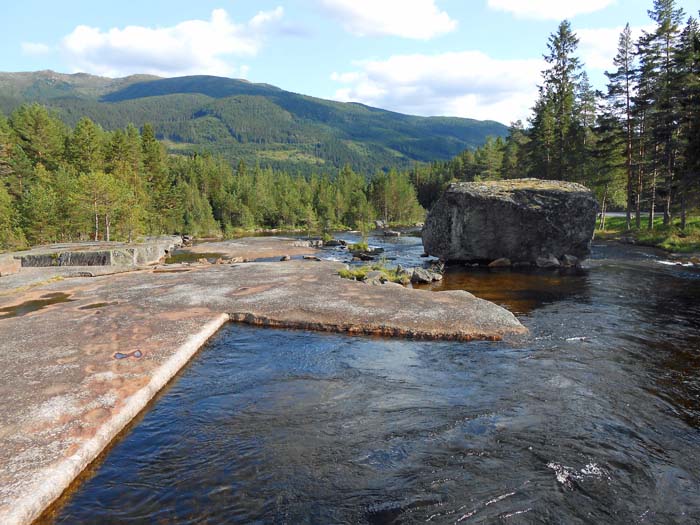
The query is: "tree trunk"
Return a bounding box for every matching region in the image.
[105,214,111,243]
[94,197,99,241]
[625,79,633,231]
[635,166,643,229]
[598,186,608,230]
[680,195,686,230]
[648,155,657,230]
[663,158,673,226]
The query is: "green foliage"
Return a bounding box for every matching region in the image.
[598,215,700,252]
[0,106,430,250]
[348,242,369,252]
[338,261,410,285]
[0,183,26,250]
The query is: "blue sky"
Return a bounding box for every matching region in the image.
[3,0,698,124]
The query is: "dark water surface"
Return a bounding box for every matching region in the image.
[42,240,700,524]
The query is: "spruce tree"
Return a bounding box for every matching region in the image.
[605,24,637,228]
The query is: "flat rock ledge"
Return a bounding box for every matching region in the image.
[0,259,525,525]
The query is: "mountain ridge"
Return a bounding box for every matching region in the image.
[0,70,508,173]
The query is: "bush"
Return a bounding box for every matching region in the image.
[348,241,369,252]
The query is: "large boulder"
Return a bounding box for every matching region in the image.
[422,179,598,263]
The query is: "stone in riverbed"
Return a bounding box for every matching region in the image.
[422,179,598,263]
[536,255,561,268]
[410,267,442,283]
[363,270,386,285]
[561,254,579,268]
[488,257,512,268]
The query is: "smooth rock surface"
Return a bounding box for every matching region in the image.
[0,254,20,276]
[422,179,598,263]
[0,242,526,525]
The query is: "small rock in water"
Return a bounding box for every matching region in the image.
[410,267,442,284]
[197,258,211,265]
[561,254,579,267]
[536,255,561,269]
[280,255,291,261]
[383,230,401,237]
[488,257,512,268]
[303,255,322,261]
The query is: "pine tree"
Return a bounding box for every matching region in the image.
[645,0,685,225]
[67,117,104,174]
[674,16,700,228]
[541,20,582,180]
[573,71,598,184]
[605,24,637,228]
[9,104,66,171]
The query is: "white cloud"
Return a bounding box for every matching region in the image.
[487,0,615,20]
[331,52,544,124]
[317,0,457,39]
[60,8,283,78]
[21,42,51,56]
[578,24,653,71]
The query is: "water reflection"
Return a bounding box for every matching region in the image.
[417,266,590,315]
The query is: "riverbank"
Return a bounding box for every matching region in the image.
[0,238,524,525]
[597,216,700,255]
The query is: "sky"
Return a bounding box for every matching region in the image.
[2,0,698,125]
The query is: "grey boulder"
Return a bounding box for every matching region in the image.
[422,179,598,263]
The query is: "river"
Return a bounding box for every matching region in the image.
[40,236,700,524]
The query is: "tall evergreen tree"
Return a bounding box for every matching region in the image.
[605,24,637,228]
[528,20,583,180]
[675,16,700,227]
[645,0,686,225]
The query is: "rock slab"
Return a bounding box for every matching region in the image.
[422,179,598,263]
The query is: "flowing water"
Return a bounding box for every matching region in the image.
[40,238,700,524]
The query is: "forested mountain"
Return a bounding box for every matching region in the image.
[0,71,507,174]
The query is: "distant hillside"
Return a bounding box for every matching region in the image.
[0,70,508,173]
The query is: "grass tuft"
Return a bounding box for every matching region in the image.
[338,261,410,285]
